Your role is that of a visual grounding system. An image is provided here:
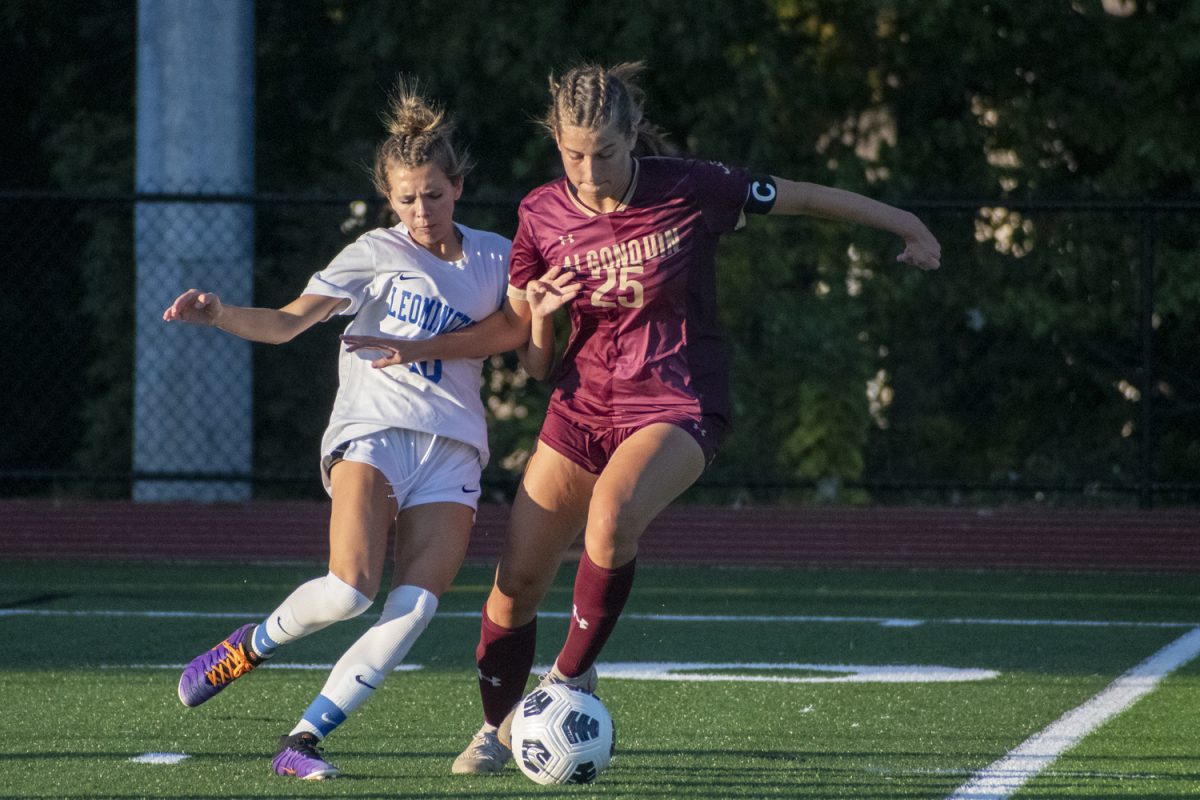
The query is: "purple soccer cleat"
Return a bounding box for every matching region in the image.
[177,623,262,707]
[273,732,340,780]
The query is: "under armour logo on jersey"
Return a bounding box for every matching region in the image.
[572,604,590,630]
[477,669,502,687]
[558,234,575,245]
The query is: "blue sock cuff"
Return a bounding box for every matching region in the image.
[253,623,278,657]
[301,695,348,738]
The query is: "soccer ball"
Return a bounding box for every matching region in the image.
[510,683,615,785]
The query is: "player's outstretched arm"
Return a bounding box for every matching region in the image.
[769,178,941,270]
[342,301,533,370]
[162,289,346,344]
[343,266,580,373]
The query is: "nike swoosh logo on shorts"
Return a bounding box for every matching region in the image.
[461,486,480,494]
[355,674,377,689]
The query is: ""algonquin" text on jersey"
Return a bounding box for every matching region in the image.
[558,227,682,271]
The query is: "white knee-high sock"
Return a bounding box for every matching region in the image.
[291,585,438,739]
[251,571,374,657]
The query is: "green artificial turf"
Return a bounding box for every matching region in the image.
[1,561,1197,798]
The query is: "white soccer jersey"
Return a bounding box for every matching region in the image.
[302,222,510,480]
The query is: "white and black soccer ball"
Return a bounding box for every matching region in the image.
[510,683,615,785]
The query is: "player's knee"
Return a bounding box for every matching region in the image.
[379,584,438,630]
[487,582,539,626]
[322,572,376,621]
[507,563,553,597]
[585,499,645,552]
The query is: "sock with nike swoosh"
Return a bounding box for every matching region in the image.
[290,585,438,739]
[255,571,373,659]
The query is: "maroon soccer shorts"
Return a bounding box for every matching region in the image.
[537,404,728,475]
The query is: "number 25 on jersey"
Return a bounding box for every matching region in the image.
[590,265,644,309]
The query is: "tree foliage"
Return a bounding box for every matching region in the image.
[5,0,1198,502]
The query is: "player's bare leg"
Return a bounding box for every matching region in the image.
[490,443,598,627]
[453,443,594,775]
[554,423,704,677]
[326,460,400,594]
[486,425,704,766]
[583,422,705,567]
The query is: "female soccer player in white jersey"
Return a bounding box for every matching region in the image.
[344,62,941,776]
[163,82,571,780]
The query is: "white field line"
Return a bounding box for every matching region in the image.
[0,607,1195,629]
[130,752,190,765]
[947,625,1200,800]
[104,661,988,685]
[582,661,999,684]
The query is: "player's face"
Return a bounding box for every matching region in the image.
[386,162,463,256]
[556,123,636,211]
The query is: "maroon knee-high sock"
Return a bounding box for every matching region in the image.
[475,605,537,726]
[555,552,637,678]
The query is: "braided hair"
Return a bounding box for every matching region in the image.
[541,62,676,157]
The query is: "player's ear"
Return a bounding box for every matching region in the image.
[452,176,464,201]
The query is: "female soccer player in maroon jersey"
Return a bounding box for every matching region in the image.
[344,61,941,775]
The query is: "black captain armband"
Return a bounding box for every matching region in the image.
[744,175,778,215]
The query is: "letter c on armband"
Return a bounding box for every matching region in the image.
[744,175,777,215]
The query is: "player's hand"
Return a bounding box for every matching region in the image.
[527,265,582,318]
[340,334,421,369]
[163,289,224,325]
[896,222,941,271]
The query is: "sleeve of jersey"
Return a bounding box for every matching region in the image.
[505,212,548,303]
[691,160,753,235]
[301,237,375,318]
[492,235,513,311]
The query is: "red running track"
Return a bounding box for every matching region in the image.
[1,499,1197,571]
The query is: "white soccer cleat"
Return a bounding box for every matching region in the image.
[451,725,512,775]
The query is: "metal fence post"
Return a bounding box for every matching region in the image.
[133,0,255,501]
[1137,206,1156,509]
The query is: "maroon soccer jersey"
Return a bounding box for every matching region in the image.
[509,157,751,427]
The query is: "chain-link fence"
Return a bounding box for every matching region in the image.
[3,190,1197,506]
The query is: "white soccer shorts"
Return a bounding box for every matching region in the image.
[322,429,482,512]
